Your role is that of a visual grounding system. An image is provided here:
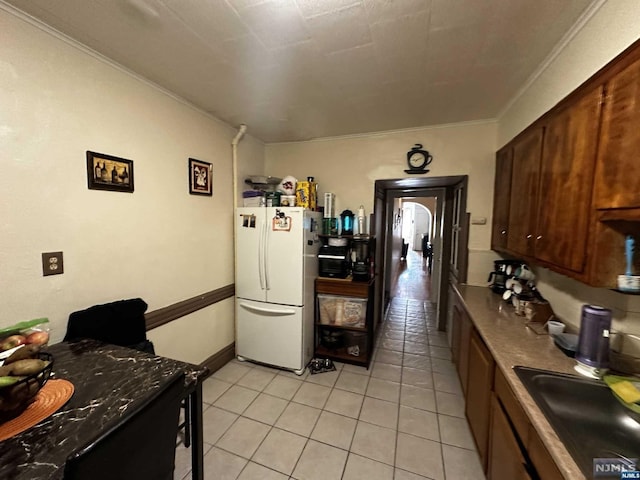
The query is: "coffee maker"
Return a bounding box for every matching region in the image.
[351,237,375,282]
[575,305,612,379]
[487,259,522,294]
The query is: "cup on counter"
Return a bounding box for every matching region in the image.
[547,320,566,335]
[516,264,535,281]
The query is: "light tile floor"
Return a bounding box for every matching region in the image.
[174,298,485,480]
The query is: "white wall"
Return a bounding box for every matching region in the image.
[497,0,640,334]
[265,121,499,286]
[0,7,264,364]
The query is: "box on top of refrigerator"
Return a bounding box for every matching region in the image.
[296,181,317,210]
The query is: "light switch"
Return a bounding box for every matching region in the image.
[471,217,487,225]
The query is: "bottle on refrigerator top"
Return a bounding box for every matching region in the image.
[357,205,366,235]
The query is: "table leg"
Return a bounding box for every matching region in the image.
[189,384,204,480]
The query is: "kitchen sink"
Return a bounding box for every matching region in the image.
[514,366,640,477]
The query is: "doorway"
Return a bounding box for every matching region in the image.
[393,198,437,301]
[371,176,468,332]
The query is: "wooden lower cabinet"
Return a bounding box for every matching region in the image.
[528,427,564,480]
[459,311,472,395]
[451,288,566,479]
[452,303,472,394]
[488,395,532,480]
[465,329,495,469]
[492,368,567,480]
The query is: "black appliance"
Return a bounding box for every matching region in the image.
[351,237,375,282]
[318,245,350,278]
[488,259,523,294]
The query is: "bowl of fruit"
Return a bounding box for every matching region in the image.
[0,350,53,421]
[0,318,53,422]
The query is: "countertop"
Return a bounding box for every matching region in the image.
[453,284,584,480]
[0,339,206,480]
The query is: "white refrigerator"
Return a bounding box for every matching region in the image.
[235,207,321,374]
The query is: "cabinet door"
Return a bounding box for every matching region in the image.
[488,395,532,480]
[491,146,513,252]
[507,128,543,257]
[454,305,472,395]
[465,330,495,470]
[594,56,640,209]
[528,427,564,480]
[535,86,603,272]
[451,302,462,366]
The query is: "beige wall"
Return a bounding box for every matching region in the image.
[265,121,500,286]
[497,0,640,333]
[0,7,265,364]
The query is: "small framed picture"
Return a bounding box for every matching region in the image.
[87,151,134,192]
[189,158,212,196]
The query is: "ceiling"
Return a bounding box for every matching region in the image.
[4,0,595,143]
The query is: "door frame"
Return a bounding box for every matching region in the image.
[372,176,468,331]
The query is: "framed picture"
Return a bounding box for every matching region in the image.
[86,151,134,193]
[189,158,212,196]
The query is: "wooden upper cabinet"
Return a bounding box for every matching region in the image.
[594,56,640,210]
[491,146,513,252]
[507,128,543,257]
[535,86,604,273]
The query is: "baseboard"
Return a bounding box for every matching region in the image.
[199,342,235,379]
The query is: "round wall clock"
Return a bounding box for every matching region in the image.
[405,144,433,174]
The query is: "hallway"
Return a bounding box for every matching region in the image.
[391,248,432,301]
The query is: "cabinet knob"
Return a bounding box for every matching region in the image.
[501,230,507,235]
[536,235,543,240]
[526,234,532,239]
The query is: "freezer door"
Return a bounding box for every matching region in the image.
[236,300,303,371]
[235,208,267,302]
[265,208,305,305]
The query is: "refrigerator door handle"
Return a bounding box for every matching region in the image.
[264,218,270,291]
[258,218,265,290]
[238,302,296,316]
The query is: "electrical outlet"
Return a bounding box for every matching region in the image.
[42,251,64,276]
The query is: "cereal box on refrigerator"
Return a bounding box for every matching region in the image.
[295,177,317,210]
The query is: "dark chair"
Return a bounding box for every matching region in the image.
[64,298,153,353]
[63,372,185,480]
[64,298,191,448]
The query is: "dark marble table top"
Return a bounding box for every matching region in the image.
[0,339,206,480]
